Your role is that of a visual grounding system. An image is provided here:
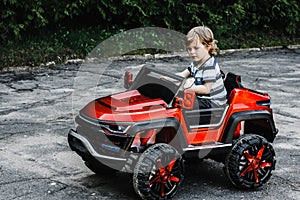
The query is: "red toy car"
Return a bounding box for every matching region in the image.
[68,64,278,199]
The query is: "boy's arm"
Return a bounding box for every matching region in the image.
[176,69,190,78]
[185,81,213,94]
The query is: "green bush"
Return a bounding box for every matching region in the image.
[0,0,299,69]
[1,0,299,43]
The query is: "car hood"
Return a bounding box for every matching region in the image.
[80,90,168,121]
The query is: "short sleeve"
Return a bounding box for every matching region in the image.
[202,58,217,83]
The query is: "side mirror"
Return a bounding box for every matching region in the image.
[124,71,133,89]
[182,90,195,109]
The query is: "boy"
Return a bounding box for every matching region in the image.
[177,26,227,108]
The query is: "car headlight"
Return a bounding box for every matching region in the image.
[101,124,130,134]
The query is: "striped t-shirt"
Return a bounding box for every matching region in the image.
[187,57,227,106]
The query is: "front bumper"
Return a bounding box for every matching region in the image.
[68,129,127,162]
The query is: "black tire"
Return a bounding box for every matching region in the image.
[133,143,184,200]
[123,153,140,173]
[225,134,276,189]
[83,155,117,174]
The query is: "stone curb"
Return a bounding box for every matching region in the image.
[83,44,300,62]
[1,45,299,72]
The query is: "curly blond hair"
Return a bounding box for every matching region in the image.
[186,26,219,56]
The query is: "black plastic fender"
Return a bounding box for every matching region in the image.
[128,118,188,151]
[222,110,278,143]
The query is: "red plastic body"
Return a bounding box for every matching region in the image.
[80,87,272,146]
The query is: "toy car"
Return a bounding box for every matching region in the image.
[68,64,278,199]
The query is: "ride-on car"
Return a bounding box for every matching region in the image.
[68,64,278,199]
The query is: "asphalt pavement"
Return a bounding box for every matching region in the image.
[0,48,299,200]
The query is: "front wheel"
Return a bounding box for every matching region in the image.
[225,134,276,189]
[133,143,184,200]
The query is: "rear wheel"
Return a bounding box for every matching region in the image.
[133,143,184,199]
[225,134,276,189]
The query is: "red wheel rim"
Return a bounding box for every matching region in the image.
[148,158,181,197]
[240,145,273,183]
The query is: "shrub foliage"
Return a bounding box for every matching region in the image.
[1,0,299,44]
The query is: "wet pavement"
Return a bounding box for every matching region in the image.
[0,48,300,200]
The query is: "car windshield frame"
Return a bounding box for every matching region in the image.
[128,65,185,107]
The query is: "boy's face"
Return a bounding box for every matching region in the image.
[186,39,211,64]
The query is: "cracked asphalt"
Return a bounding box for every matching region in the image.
[0,49,299,200]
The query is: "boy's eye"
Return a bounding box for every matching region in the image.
[187,47,200,51]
